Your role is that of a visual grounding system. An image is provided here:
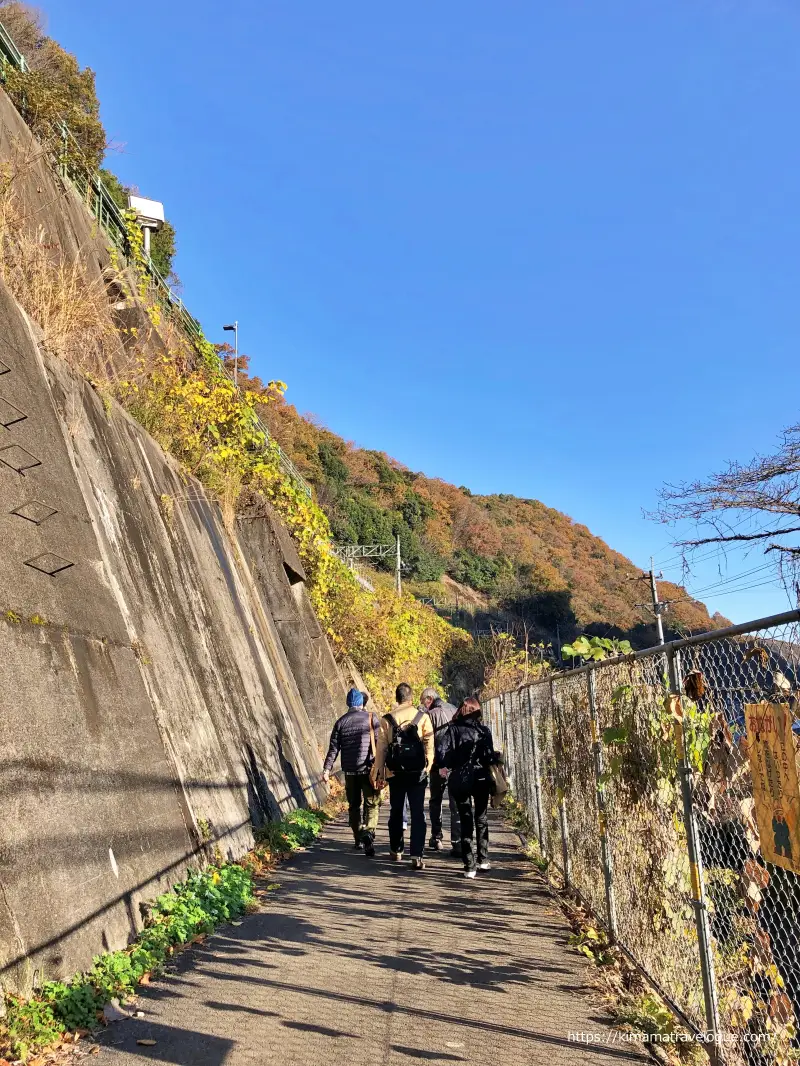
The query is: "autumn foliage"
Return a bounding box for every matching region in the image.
[261,390,724,644]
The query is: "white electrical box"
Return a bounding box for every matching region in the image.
[127,194,165,228]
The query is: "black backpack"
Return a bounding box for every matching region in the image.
[385,712,426,773]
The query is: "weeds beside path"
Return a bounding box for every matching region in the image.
[0,807,336,1064]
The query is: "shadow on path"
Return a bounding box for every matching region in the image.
[97,810,648,1066]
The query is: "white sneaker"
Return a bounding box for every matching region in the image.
[478,862,491,871]
[464,869,477,879]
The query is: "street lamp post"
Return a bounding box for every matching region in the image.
[223,322,239,385]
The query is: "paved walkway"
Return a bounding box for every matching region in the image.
[98,811,648,1066]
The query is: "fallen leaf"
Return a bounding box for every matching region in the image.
[190,934,206,945]
[28,1057,46,1066]
[90,1047,101,1056]
[266,883,280,891]
[445,1043,464,1049]
[137,1039,157,1046]
[139,972,151,985]
[231,921,244,926]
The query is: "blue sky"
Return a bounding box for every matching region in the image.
[33,0,800,623]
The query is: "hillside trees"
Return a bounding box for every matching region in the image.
[260,392,724,641]
[0,4,178,278]
[0,1,104,167]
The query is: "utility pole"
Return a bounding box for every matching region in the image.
[633,556,667,644]
[649,557,665,645]
[395,535,402,596]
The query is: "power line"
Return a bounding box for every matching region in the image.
[669,577,784,605]
[656,511,784,569]
[679,562,775,598]
[659,540,781,580]
[657,515,799,572]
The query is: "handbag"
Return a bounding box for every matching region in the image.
[368,713,388,794]
[489,761,510,807]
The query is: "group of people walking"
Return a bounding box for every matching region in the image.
[322,683,503,878]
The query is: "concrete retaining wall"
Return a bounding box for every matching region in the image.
[0,91,345,993]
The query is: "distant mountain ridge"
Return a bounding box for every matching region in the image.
[260,386,727,647]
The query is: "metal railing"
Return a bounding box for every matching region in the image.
[488,608,800,1065]
[0,18,312,501]
[250,408,312,499]
[54,123,204,339]
[0,20,27,74]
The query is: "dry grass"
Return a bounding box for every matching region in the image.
[219,467,245,532]
[0,183,114,378]
[0,143,153,391]
[152,310,197,373]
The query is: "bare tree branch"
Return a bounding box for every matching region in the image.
[681,527,800,548]
[766,544,800,557]
[652,424,800,597]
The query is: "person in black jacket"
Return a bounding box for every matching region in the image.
[438,697,497,878]
[322,688,382,856]
[421,688,462,854]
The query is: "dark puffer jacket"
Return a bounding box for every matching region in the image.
[323,708,382,775]
[437,716,495,795]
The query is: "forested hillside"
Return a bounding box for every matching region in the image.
[253,370,727,647]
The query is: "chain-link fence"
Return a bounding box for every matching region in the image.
[487,608,800,1065]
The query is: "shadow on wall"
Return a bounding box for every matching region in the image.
[1,745,319,988]
[242,742,311,826]
[0,814,252,985]
[276,736,309,810]
[500,589,578,642]
[243,743,281,827]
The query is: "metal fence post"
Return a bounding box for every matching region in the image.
[668,646,721,1059]
[587,668,618,940]
[498,693,509,787]
[505,691,517,794]
[550,678,571,888]
[525,685,546,849]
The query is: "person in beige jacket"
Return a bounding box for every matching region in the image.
[372,682,434,869]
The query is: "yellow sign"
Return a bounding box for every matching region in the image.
[744,702,800,873]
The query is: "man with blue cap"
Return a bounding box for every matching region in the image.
[322,687,383,855]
